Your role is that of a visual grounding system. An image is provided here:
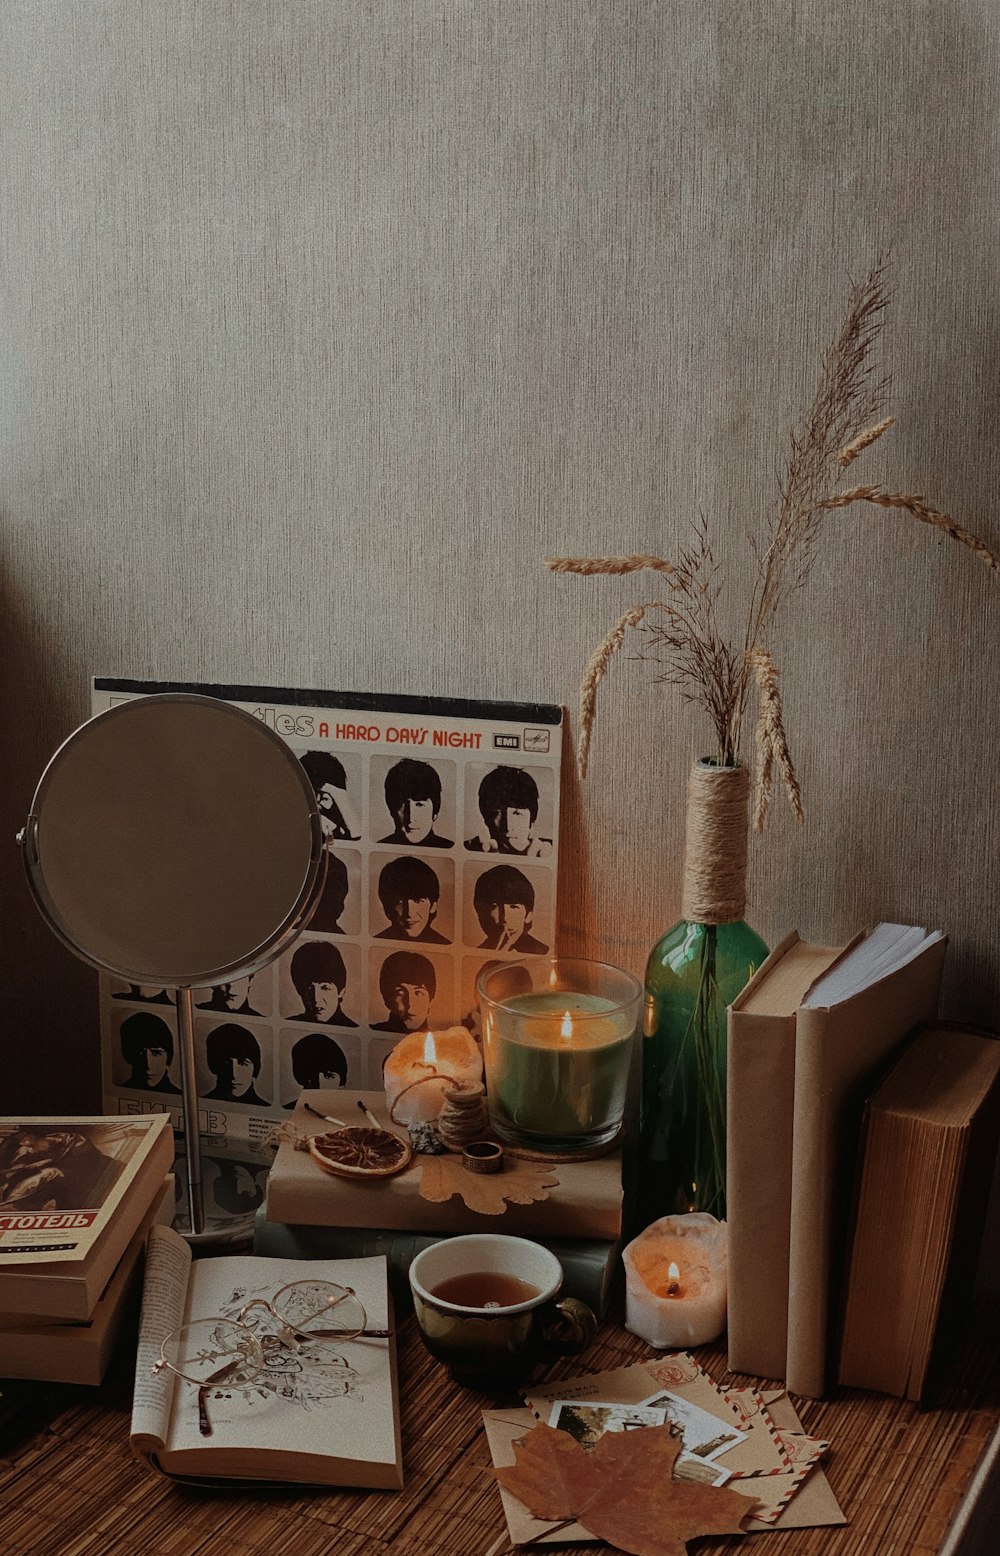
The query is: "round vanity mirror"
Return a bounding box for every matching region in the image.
[19,693,326,1241]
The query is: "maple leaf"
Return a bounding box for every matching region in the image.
[495,1423,755,1556]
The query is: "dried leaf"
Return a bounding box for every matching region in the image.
[496,1423,756,1556]
[494,1421,582,1522]
[419,1154,558,1214]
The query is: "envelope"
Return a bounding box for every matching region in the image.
[487,1355,845,1541]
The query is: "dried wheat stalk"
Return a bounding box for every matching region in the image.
[545,555,684,584]
[837,416,895,467]
[577,604,658,780]
[820,485,1000,577]
[748,648,804,832]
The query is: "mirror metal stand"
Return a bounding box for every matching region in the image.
[19,693,325,1251]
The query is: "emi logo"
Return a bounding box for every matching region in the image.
[523,728,550,753]
[493,733,521,750]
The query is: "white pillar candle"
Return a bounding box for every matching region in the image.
[383,1026,484,1126]
[622,1213,728,1348]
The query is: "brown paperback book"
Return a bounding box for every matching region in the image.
[785,925,947,1397]
[726,932,852,1378]
[837,1023,1000,1401]
[267,1091,623,1240]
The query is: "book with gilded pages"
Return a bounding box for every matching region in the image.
[837,1023,1000,1401]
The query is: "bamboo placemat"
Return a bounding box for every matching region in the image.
[0,1293,997,1556]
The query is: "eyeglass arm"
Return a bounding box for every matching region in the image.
[197,1359,242,1438]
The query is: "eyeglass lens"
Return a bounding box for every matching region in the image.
[160,1318,264,1387]
[271,1280,366,1336]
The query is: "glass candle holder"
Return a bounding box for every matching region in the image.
[478,958,642,1153]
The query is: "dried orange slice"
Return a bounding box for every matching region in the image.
[307,1126,412,1179]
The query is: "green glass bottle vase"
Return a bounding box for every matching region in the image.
[636,759,767,1226]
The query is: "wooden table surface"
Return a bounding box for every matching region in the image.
[1,1292,997,1556]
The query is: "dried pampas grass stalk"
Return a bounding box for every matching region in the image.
[837,416,895,467]
[578,603,656,780]
[821,485,1000,578]
[748,648,804,832]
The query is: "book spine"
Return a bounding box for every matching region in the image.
[725,1006,796,1378]
[265,1169,621,1241]
[253,1210,620,1319]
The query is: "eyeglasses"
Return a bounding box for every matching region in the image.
[153,1279,389,1437]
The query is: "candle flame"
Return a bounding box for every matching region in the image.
[548,965,559,990]
[668,1262,680,1281]
[422,1032,437,1065]
[560,1010,574,1040]
[666,1261,681,1298]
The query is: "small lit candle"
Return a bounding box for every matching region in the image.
[382,1026,483,1126]
[622,1214,727,1347]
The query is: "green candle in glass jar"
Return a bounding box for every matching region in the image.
[480,966,640,1152]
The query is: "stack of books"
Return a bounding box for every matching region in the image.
[725,924,948,1396]
[0,1114,175,1385]
[259,1091,624,1318]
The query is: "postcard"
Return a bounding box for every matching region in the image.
[544,1400,734,1486]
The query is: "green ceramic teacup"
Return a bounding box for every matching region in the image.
[408,1233,596,1390]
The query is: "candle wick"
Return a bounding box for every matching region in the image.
[666,1280,680,1296]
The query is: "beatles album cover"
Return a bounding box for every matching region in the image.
[93,679,563,1152]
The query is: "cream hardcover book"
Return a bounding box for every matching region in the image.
[130,1224,403,1489]
[785,924,947,1397]
[267,1091,623,1239]
[726,933,851,1379]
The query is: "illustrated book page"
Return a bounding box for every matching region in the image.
[93,679,562,1159]
[131,1224,402,1488]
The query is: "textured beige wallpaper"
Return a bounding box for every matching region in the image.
[2,3,1000,1264]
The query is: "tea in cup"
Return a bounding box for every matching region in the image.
[408,1233,596,1389]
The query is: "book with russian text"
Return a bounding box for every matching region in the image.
[0,1115,175,1320]
[131,1224,402,1489]
[0,1176,173,1385]
[837,1022,1000,1401]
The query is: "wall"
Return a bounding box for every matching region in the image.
[2,2,999,1262]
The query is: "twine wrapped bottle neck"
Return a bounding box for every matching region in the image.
[680,760,750,925]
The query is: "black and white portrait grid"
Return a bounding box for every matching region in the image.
[94,681,562,1151]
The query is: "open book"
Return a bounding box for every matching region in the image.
[131,1225,403,1489]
